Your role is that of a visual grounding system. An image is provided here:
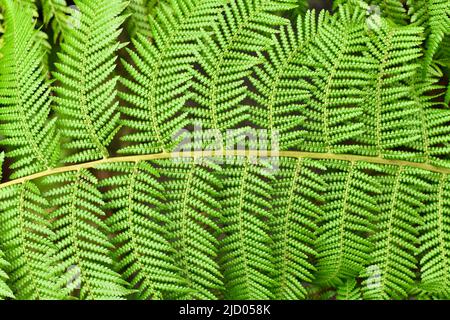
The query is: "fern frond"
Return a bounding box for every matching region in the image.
[362,166,427,299]
[410,66,450,167]
[408,0,450,74]
[53,0,126,163]
[0,0,60,179]
[99,161,188,299]
[189,0,297,133]
[315,161,380,286]
[362,24,424,159]
[249,10,329,149]
[417,173,450,296]
[119,0,226,155]
[41,0,74,42]
[43,169,129,300]
[0,152,14,300]
[336,279,362,300]
[126,0,159,38]
[271,158,326,299]
[159,159,223,299]
[298,6,370,153]
[220,159,275,299]
[0,182,61,299]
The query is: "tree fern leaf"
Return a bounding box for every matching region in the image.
[271,158,326,299]
[408,0,450,75]
[0,181,61,299]
[158,159,223,299]
[298,6,370,153]
[362,24,424,159]
[220,159,275,299]
[189,0,297,133]
[249,10,329,150]
[41,0,74,42]
[98,161,188,299]
[316,161,380,286]
[43,169,129,300]
[362,166,428,299]
[417,173,450,296]
[126,0,161,39]
[53,0,126,163]
[0,0,60,179]
[336,279,362,300]
[119,0,226,155]
[410,66,450,167]
[0,152,14,300]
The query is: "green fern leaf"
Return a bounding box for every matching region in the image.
[298,6,370,153]
[315,161,380,286]
[99,161,188,299]
[53,0,126,163]
[336,279,362,300]
[271,158,326,299]
[362,166,428,299]
[0,182,61,299]
[220,159,275,299]
[0,152,14,300]
[362,24,424,159]
[189,0,297,133]
[249,10,329,149]
[126,0,160,38]
[159,159,223,299]
[417,173,450,296]
[0,0,60,179]
[119,0,226,155]
[41,0,74,42]
[43,169,129,300]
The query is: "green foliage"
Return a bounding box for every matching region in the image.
[99,161,187,299]
[43,169,129,299]
[271,158,325,299]
[53,0,126,163]
[160,160,223,299]
[336,279,362,300]
[362,24,424,158]
[362,166,428,299]
[41,0,74,42]
[316,161,380,286]
[0,0,60,179]
[0,0,450,301]
[0,181,61,299]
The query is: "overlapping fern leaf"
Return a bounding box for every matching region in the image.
[41,0,74,42]
[298,6,370,153]
[336,279,362,300]
[362,23,424,159]
[315,161,380,286]
[158,159,223,299]
[417,173,450,296]
[99,161,187,299]
[362,166,428,300]
[119,0,226,155]
[220,159,275,299]
[408,0,450,74]
[189,0,297,133]
[0,181,61,300]
[53,0,126,163]
[249,10,329,149]
[0,153,13,300]
[126,0,160,39]
[43,169,129,300]
[0,0,60,178]
[270,158,326,299]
